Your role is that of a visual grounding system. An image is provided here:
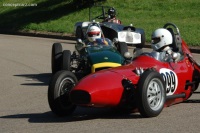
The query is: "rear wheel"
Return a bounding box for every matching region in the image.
[135,28,145,49]
[52,43,62,74]
[62,50,71,71]
[137,70,166,118]
[193,83,199,92]
[192,69,200,92]
[76,26,84,40]
[48,70,77,116]
[116,42,128,56]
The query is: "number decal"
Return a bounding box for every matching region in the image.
[159,68,178,95]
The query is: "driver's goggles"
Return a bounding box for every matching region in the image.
[88,31,100,37]
[152,37,161,44]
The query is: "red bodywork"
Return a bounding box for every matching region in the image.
[70,40,200,108]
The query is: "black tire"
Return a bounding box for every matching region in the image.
[62,50,71,71]
[135,28,145,49]
[116,42,128,56]
[137,70,166,118]
[192,69,200,91]
[52,43,63,74]
[193,83,199,92]
[76,26,84,40]
[48,70,77,116]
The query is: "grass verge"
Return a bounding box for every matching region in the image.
[0,0,199,45]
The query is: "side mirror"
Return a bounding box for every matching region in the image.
[77,38,83,43]
[124,52,131,59]
[113,38,119,44]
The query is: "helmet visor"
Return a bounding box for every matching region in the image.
[152,37,160,44]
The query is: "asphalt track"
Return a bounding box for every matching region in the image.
[0,34,200,133]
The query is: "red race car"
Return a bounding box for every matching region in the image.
[48,23,200,117]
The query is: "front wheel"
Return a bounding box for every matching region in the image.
[76,26,84,40]
[48,70,77,116]
[137,70,166,118]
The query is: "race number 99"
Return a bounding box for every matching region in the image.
[159,68,178,95]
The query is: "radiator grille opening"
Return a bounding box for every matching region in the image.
[70,90,91,104]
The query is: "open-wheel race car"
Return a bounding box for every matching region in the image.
[74,5,145,55]
[51,22,136,79]
[48,23,200,118]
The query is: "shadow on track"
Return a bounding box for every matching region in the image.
[183,99,200,103]
[0,107,142,123]
[14,73,52,86]
[183,91,200,103]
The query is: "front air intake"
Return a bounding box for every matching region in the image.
[70,90,91,104]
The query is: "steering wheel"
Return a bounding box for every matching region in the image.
[96,14,104,19]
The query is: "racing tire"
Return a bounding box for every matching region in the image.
[62,50,71,71]
[52,43,63,74]
[192,69,200,92]
[137,70,166,118]
[76,26,84,40]
[193,83,199,92]
[117,42,128,56]
[135,29,145,49]
[48,70,77,116]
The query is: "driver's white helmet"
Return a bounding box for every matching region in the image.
[87,26,101,42]
[151,28,172,51]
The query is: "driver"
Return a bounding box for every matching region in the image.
[87,25,108,45]
[151,28,181,62]
[103,7,121,24]
[76,25,109,51]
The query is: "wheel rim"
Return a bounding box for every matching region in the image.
[147,78,163,111]
[59,77,75,108]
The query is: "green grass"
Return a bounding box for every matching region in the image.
[0,0,200,45]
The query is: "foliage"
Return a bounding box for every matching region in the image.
[0,0,199,45]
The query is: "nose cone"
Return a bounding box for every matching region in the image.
[70,70,124,107]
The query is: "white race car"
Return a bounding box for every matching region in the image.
[74,5,146,55]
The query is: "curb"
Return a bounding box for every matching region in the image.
[0,30,199,54]
[0,30,76,40]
